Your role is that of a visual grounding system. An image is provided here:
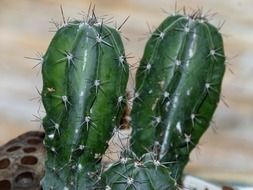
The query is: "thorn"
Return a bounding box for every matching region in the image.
[24,52,44,69]
[191,113,196,126]
[82,115,91,130]
[217,20,226,31]
[117,95,124,107]
[160,8,170,15]
[159,31,165,39]
[120,157,128,164]
[56,50,78,67]
[146,22,153,35]
[175,59,181,66]
[184,133,193,152]
[221,94,229,108]
[61,95,71,110]
[60,5,66,25]
[116,53,133,72]
[132,91,141,102]
[174,0,178,15]
[184,25,190,33]
[139,62,152,75]
[152,116,161,128]
[117,16,130,31]
[127,177,134,185]
[162,91,170,103]
[184,133,191,143]
[208,47,225,61]
[183,6,186,15]
[51,147,57,154]
[205,82,219,95]
[92,32,113,48]
[205,83,210,89]
[146,63,151,70]
[94,79,100,94]
[210,120,218,134]
[210,49,216,56]
[31,114,43,129]
[96,34,102,43]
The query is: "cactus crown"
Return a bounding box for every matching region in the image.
[39,7,225,190]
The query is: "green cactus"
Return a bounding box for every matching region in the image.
[41,12,129,189]
[102,151,177,190]
[39,7,225,190]
[130,12,225,183]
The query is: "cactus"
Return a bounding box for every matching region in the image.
[39,7,225,190]
[41,10,129,189]
[130,12,225,182]
[102,151,177,190]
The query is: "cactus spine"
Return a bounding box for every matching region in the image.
[130,12,225,183]
[41,13,129,189]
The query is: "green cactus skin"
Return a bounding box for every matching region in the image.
[102,151,177,190]
[41,17,129,189]
[130,13,225,181]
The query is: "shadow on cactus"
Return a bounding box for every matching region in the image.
[40,6,225,190]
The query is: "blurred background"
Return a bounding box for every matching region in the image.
[0,0,252,184]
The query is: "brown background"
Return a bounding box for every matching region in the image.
[0,0,252,184]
